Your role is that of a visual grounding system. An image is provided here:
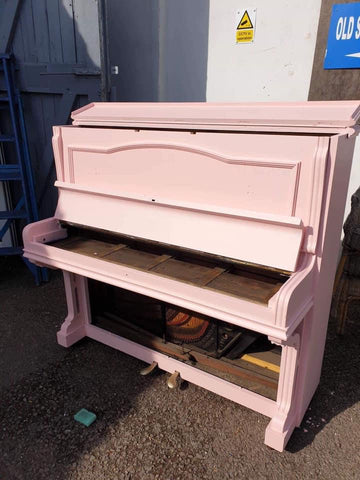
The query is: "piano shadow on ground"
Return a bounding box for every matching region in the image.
[0,260,160,480]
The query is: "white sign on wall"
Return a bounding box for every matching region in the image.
[236,8,257,44]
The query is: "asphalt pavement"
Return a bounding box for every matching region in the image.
[0,257,359,480]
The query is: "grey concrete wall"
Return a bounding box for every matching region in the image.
[106,0,160,102]
[106,0,209,102]
[158,0,209,101]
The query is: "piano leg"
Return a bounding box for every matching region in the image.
[264,333,300,452]
[57,272,90,347]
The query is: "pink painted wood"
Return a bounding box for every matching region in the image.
[71,101,360,130]
[23,101,360,451]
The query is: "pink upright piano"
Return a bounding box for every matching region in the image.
[23,102,360,451]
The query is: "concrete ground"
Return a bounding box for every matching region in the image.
[0,256,359,480]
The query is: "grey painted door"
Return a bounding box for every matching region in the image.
[0,0,105,217]
[106,0,209,102]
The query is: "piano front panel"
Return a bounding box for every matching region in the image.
[56,127,325,221]
[51,126,330,271]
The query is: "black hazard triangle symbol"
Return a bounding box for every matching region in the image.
[237,10,253,30]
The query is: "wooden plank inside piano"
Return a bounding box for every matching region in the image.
[22,101,360,451]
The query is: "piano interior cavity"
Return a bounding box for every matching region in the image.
[52,224,290,305]
[88,279,281,400]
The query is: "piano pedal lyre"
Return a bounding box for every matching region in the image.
[140,361,158,376]
[167,371,180,389]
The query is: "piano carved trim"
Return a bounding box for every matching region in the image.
[303,136,330,254]
[57,272,91,347]
[67,142,300,166]
[52,127,64,182]
[272,255,316,328]
[265,333,301,451]
[66,142,300,177]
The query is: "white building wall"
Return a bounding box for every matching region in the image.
[206,0,358,222]
[207,0,322,102]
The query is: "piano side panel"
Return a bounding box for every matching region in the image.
[294,133,357,425]
[52,126,65,182]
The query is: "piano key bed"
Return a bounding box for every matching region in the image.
[53,224,288,306]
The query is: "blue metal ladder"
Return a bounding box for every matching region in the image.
[0,53,47,284]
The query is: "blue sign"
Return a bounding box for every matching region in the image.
[324,2,360,69]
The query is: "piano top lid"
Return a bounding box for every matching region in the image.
[71,101,360,133]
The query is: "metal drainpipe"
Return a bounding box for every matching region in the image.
[98,0,111,101]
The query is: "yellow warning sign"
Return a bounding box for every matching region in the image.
[237,10,253,30]
[236,29,254,43]
[236,8,256,44]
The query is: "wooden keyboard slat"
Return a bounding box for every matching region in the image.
[104,247,165,270]
[201,267,227,286]
[207,272,281,304]
[55,236,125,258]
[146,254,172,270]
[99,243,128,258]
[151,258,217,286]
